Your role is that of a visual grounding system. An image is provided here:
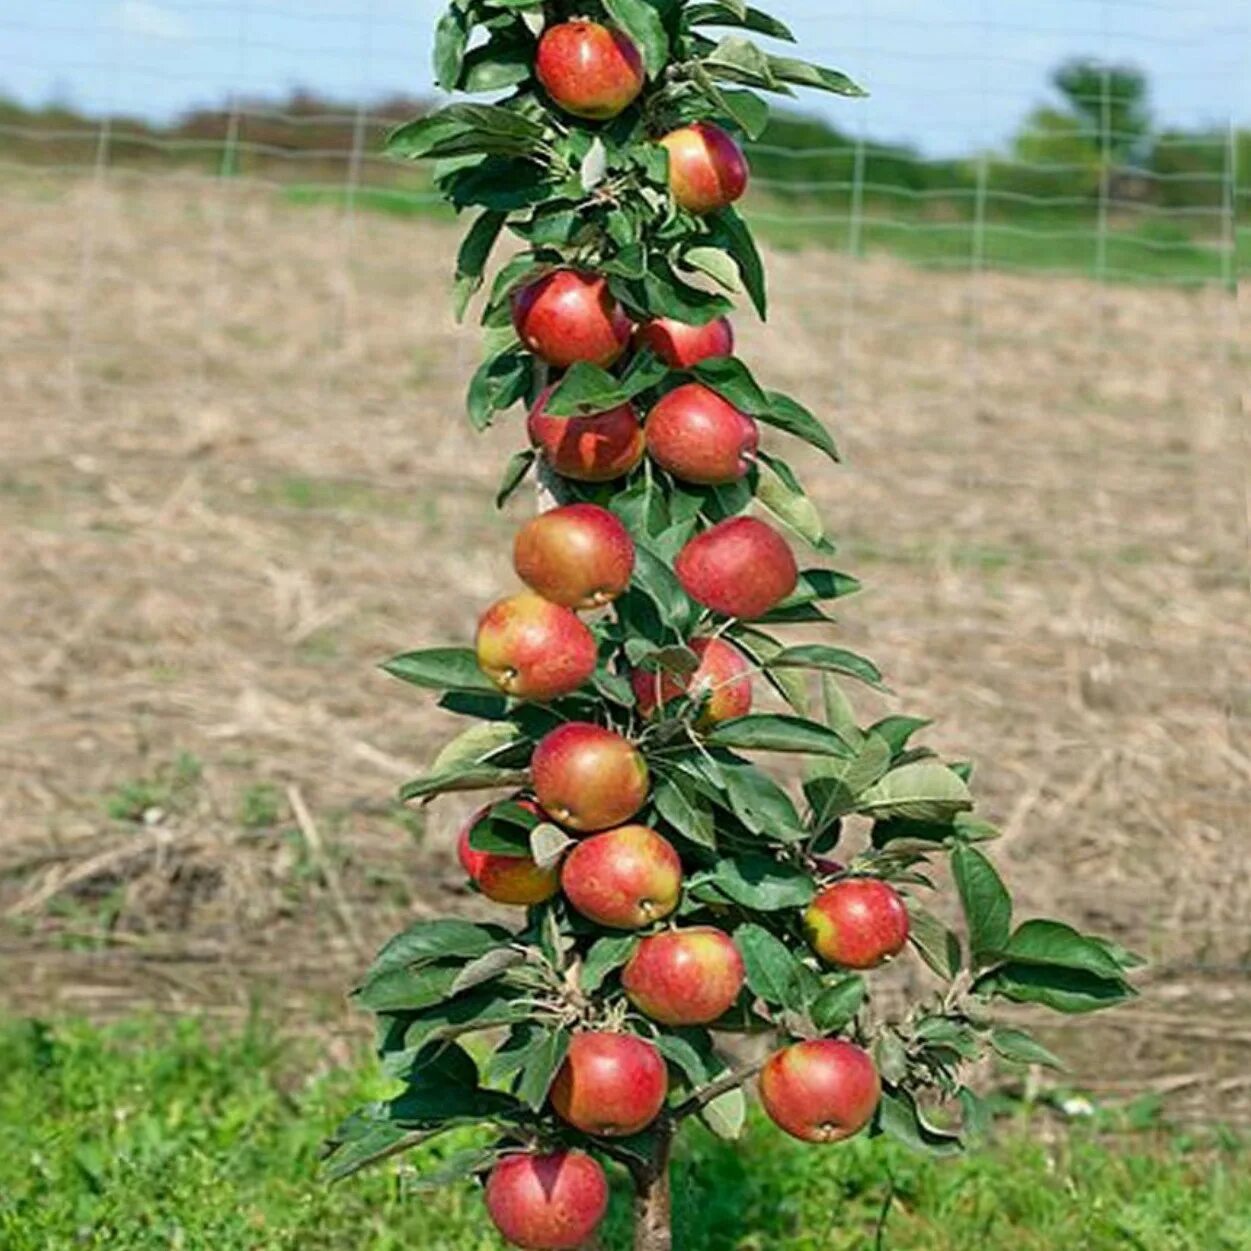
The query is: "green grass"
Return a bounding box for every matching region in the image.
[1,1016,1247,1250]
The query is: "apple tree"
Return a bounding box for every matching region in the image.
[324,3,1140,1248]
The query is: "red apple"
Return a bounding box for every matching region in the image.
[645,383,758,485]
[674,517,798,619]
[630,637,753,726]
[475,591,597,701]
[512,270,632,369]
[550,1030,667,1136]
[560,824,681,929]
[622,926,745,1025]
[804,878,910,970]
[513,503,636,611]
[485,1149,608,1250]
[536,20,644,121]
[457,801,560,907]
[636,316,734,368]
[528,386,645,484]
[759,1039,880,1143]
[531,722,650,832]
[659,122,749,215]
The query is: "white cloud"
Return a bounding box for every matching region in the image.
[114,1,191,41]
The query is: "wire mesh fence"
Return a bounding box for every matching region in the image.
[1,0,1249,1119]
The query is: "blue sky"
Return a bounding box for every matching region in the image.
[4,0,1249,154]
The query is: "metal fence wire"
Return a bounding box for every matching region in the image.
[0,0,1249,1123]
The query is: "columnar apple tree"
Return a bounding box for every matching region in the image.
[325,4,1139,1248]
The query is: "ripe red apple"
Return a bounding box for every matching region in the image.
[759,1039,881,1143]
[512,270,632,369]
[622,926,745,1025]
[630,636,753,726]
[560,824,681,929]
[659,122,749,215]
[528,386,645,484]
[475,591,597,702]
[804,878,910,970]
[484,1149,608,1250]
[550,1030,668,1136]
[636,316,734,368]
[531,722,649,832]
[457,801,560,907]
[645,383,758,485]
[535,20,644,121]
[513,503,635,611]
[674,517,798,619]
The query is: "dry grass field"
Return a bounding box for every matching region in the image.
[1,168,1248,1119]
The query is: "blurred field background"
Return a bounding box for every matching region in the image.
[1,4,1250,1236]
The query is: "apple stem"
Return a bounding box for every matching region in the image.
[627,1126,673,1251]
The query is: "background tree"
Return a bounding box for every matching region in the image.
[324,4,1140,1248]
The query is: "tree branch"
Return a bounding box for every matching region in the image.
[672,1057,767,1122]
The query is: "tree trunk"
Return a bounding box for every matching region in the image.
[630,1130,673,1251]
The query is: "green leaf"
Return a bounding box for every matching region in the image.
[430,721,526,777]
[387,104,549,161]
[631,543,695,632]
[989,1026,1065,1070]
[716,88,770,139]
[875,1088,963,1157]
[450,947,526,996]
[974,963,1136,1015]
[809,975,865,1033]
[702,35,783,90]
[603,0,670,77]
[517,1027,571,1111]
[758,390,839,461]
[433,4,471,91]
[686,3,796,42]
[323,1118,436,1183]
[460,39,533,93]
[381,647,499,695]
[755,458,826,548]
[735,923,804,1007]
[580,935,639,992]
[999,920,1128,980]
[363,919,508,985]
[408,1147,502,1192]
[541,361,632,416]
[707,207,767,318]
[354,962,464,1013]
[696,855,815,911]
[707,714,853,758]
[690,356,770,413]
[719,757,807,843]
[398,761,530,803]
[701,1086,747,1139]
[770,645,885,691]
[496,448,537,508]
[382,990,534,1074]
[905,902,962,981]
[857,762,973,822]
[803,732,892,829]
[453,210,507,320]
[951,845,1012,960]
[766,55,865,97]
[654,1031,716,1087]
[529,821,574,869]
[680,245,741,292]
[467,349,531,430]
[653,771,717,849]
[820,674,863,747]
[870,715,932,757]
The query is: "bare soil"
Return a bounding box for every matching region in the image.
[1,169,1248,1120]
